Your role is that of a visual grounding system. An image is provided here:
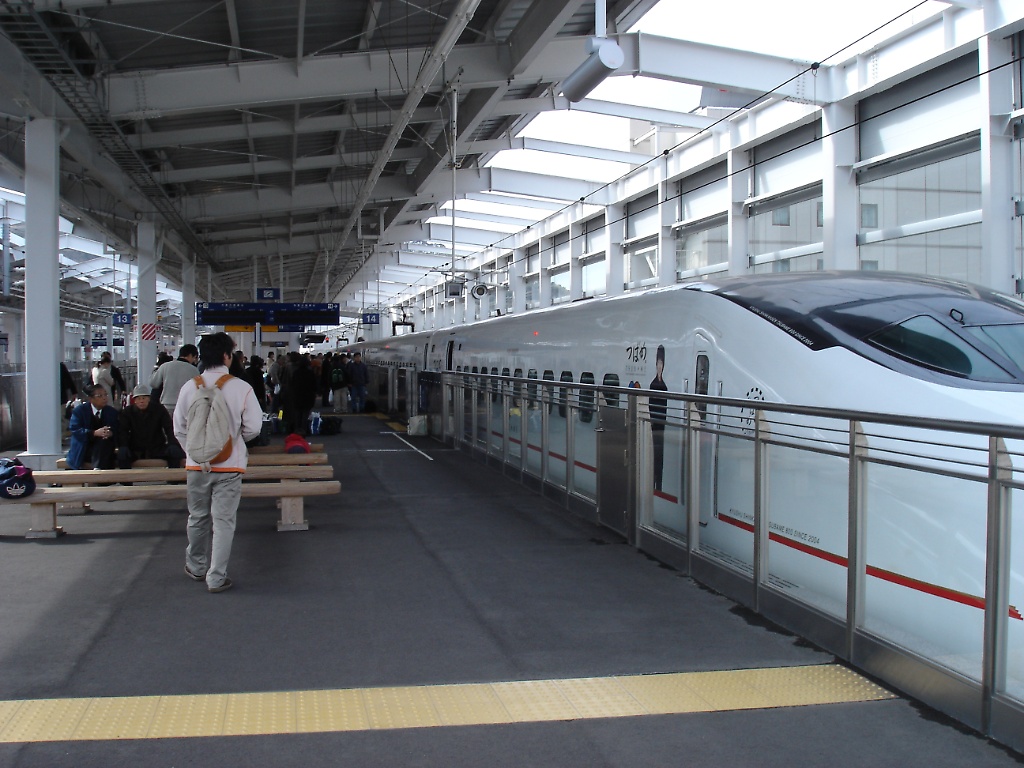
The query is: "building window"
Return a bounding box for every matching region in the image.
[772,207,791,226]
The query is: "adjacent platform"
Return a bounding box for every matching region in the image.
[0,415,1020,765]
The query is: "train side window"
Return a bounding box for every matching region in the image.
[527,369,538,408]
[542,370,555,412]
[580,371,595,422]
[602,373,620,407]
[694,355,709,419]
[471,366,478,374]
[869,315,1013,382]
[558,371,573,417]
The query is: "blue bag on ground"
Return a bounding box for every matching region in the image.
[0,457,35,499]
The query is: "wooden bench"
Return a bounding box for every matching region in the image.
[13,463,338,537]
[55,453,328,470]
[249,443,325,454]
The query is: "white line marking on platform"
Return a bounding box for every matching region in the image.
[389,432,434,461]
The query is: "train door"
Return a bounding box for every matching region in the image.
[692,335,717,531]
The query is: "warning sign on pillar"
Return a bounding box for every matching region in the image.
[140,323,158,341]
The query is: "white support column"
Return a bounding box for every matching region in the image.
[135,221,158,378]
[658,181,677,286]
[569,219,584,301]
[727,144,751,275]
[22,117,62,468]
[538,236,552,307]
[606,203,626,295]
[979,31,1016,293]
[181,258,196,345]
[822,102,859,270]
[510,248,526,314]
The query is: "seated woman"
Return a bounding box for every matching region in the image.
[117,384,184,469]
[66,384,118,469]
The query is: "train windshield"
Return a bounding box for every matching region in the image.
[868,315,1016,382]
[961,324,1024,371]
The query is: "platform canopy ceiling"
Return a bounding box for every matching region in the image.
[0,0,662,309]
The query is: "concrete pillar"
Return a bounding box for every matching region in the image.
[822,102,858,270]
[22,117,62,467]
[135,221,158,378]
[510,248,526,314]
[606,203,625,295]
[658,181,676,286]
[727,143,751,275]
[979,31,1015,293]
[569,217,584,301]
[7,312,23,365]
[181,258,196,345]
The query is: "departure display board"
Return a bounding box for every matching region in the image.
[196,302,339,327]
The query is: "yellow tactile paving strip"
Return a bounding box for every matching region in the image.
[0,664,894,743]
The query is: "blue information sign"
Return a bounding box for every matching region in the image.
[195,302,339,326]
[112,313,132,326]
[361,312,380,325]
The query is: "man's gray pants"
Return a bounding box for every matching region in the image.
[185,471,242,589]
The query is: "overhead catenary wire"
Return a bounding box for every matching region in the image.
[381,1,1004,311]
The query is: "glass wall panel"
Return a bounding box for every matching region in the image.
[859,151,980,230]
[676,222,728,275]
[552,230,571,266]
[583,216,604,253]
[524,275,540,309]
[627,192,659,240]
[581,257,606,297]
[863,466,987,679]
[857,224,982,283]
[698,433,755,575]
[551,269,570,304]
[749,196,823,256]
[626,243,658,286]
[1007,486,1024,702]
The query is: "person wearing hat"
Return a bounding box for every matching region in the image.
[117,383,184,469]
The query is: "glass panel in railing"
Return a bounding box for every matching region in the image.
[461,387,473,443]
[508,394,523,464]
[524,396,542,478]
[473,386,488,450]
[641,407,688,541]
[569,395,598,502]
[699,430,755,574]
[545,384,568,489]
[1005,486,1024,702]
[864,465,986,680]
[765,443,849,620]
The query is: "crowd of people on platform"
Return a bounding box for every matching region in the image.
[63,343,371,471]
[60,334,377,594]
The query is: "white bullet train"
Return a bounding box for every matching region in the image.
[350,272,1024,670]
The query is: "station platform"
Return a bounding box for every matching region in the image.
[0,414,1021,766]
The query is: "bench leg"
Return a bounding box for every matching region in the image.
[57,501,90,516]
[277,481,309,531]
[26,503,64,539]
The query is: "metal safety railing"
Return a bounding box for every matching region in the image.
[383,368,1024,753]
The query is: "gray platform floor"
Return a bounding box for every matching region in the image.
[0,415,1021,766]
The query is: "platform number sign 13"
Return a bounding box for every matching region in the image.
[112,313,132,326]
[362,312,380,325]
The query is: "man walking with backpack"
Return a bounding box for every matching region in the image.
[173,333,263,593]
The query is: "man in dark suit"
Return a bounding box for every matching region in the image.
[66,383,119,470]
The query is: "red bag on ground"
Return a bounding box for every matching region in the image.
[284,433,311,454]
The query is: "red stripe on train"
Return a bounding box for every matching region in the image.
[715,511,1021,620]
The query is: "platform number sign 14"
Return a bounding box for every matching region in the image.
[362,312,380,325]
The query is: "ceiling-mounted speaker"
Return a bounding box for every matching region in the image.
[470,284,489,300]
